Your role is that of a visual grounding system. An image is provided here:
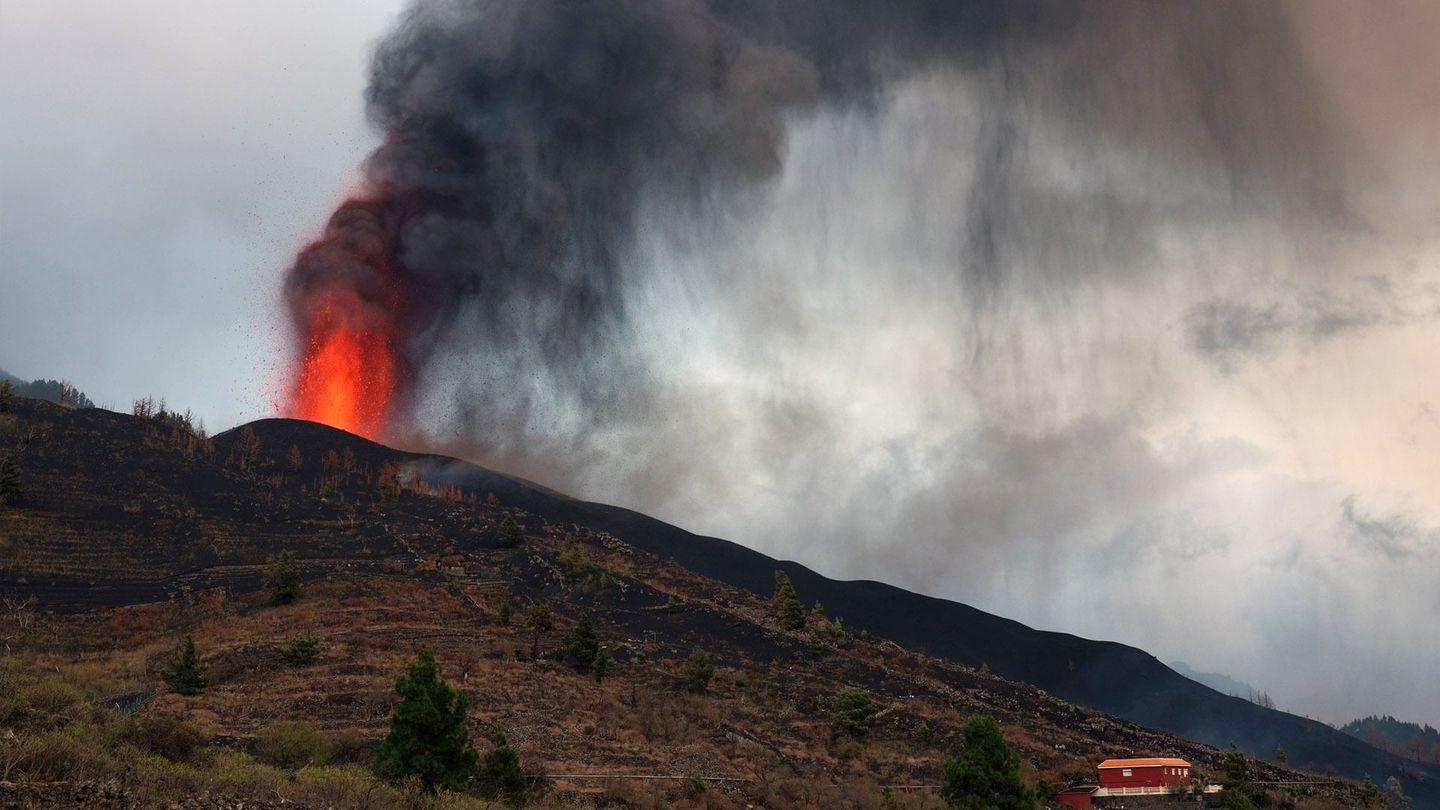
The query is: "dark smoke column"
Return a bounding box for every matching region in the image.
[282,0,833,438]
[280,0,1325,446]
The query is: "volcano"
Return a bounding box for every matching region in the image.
[0,395,1432,805]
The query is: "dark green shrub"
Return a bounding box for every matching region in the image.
[276,633,320,665]
[679,648,714,693]
[563,615,599,672]
[476,733,526,804]
[831,686,877,737]
[497,515,523,548]
[264,550,301,604]
[916,720,933,745]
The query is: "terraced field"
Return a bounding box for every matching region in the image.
[0,399,1385,807]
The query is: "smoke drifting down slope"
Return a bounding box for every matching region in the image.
[284,0,1329,438]
[283,1,1440,726]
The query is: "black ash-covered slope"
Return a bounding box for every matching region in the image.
[217,418,1439,800]
[2,400,1430,800]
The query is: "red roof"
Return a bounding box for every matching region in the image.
[1098,758,1190,768]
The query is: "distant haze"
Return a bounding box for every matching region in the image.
[2,1,1437,727]
[1170,661,1259,702]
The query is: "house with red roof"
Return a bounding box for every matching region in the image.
[1098,757,1192,791]
[1057,757,1216,807]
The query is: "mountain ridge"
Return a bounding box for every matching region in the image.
[1168,661,1261,702]
[0,399,1430,804]
[216,417,1437,801]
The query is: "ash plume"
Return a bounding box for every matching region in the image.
[284,0,1440,726]
[286,0,1339,434]
[281,1,1054,430]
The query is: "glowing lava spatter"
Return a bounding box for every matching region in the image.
[285,198,404,440]
[294,310,394,438]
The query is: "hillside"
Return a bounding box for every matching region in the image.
[1341,716,1440,765]
[0,368,94,409]
[1167,662,1260,701]
[0,397,1425,807]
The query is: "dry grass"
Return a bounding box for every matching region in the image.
[0,398,1374,808]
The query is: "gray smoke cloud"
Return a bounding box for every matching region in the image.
[289,0,1440,725]
[289,0,1090,427]
[311,1,1342,424]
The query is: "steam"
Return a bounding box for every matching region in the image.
[288,0,1440,725]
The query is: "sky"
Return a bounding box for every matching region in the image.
[0,0,401,427]
[2,1,1437,728]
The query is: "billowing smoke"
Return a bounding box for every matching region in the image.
[287,0,1342,446]
[285,0,1066,432]
[285,1,1440,725]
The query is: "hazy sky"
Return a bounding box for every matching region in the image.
[0,0,403,427]
[2,1,1437,728]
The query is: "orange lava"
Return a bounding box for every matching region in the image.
[284,195,402,439]
[294,309,394,438]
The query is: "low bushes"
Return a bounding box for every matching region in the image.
[275,633,321,666]
[121,713,212,763]
[20,679,86,715]
[256,721,331,770]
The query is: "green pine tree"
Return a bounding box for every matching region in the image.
[563,615,600,672]
[1218,744,1261,809]
[679,647,715,693]
[831,686,877,737]
[162,636,208,696]
[476,733,526,803]
[264,550,301,604]
[771,570,806,630]
[497,598,513,626]
[373,650,478,793]
[497,515,523,548]
[940,714,1034,810]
